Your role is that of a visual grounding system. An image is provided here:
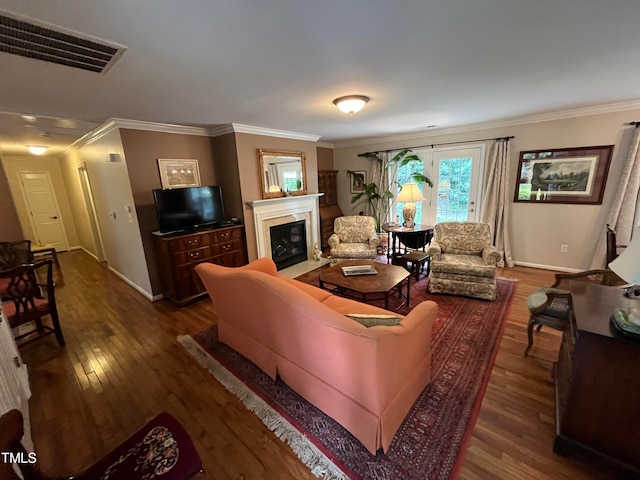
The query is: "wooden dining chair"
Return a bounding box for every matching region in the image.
[524,269,626,356]
[0,240,33,271]
[1,240,34,300]
[1,259,65,346]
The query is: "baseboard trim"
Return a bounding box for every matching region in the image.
[107,266,154,301]
[513,261,581,273]
[77,246,99,262]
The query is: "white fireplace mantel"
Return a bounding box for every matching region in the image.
[249,194,323,260]
[248,193,323,208]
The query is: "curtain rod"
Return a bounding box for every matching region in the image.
[363,135,515,155]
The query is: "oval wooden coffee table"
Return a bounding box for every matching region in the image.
[318,260,410,311]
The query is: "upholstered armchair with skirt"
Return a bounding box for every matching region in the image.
[328,216,379,259]
[427,222,502,300]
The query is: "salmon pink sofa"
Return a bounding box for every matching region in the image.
[195,258,437,454]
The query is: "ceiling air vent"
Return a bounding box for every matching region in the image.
[0,11,125,73]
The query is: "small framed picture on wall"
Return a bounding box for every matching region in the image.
[157,159,201,189]
[350,170,367,193]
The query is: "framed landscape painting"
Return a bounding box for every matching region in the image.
[513,145,614,204]
[157,159,201,189]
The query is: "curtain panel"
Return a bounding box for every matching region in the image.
[591,126,640,268]
[480,139,514,267]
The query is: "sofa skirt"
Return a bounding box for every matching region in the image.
[428,276,497,301]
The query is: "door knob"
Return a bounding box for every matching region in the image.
[51,216,58,219]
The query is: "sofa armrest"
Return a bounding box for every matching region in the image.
[328,233,341,249]
[370,300,437,408]
[482,245,502,265]
[236,257,278,276]
[428,241,442,261]
[368,231,380,248]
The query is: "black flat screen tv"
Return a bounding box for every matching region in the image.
[153,185,226,233]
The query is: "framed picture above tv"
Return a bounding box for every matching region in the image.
[157,158,201,189]
[513,145,614,204]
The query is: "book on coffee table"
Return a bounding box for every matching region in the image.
[341,265,378,276]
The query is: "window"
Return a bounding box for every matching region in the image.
[394,145,485,225]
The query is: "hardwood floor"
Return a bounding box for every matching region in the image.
[16,250,621,479]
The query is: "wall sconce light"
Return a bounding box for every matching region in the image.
[333,95,369,114]
[27,145,47,155]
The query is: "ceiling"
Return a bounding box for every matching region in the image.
[1,0,640,156]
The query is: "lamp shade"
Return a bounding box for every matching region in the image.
[396,183,425,228]
[609,227,640,284]
[396,183,424,203]
[333,95,369,114]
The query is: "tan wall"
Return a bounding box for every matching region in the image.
[211,133,243,220]
[60,149,99,258]
[334,109,640,271]
[0,161,23,240]
[2,155,79,248]
[234,133,319,260]
[119,129,219,295]
[67,128,153,297]
[317,146,334,170]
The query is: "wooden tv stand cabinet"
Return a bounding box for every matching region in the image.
[153,224,247,305]
[554,281,640,475]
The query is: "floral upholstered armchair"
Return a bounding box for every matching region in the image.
[328,216,379,259]
[427,222,502,300]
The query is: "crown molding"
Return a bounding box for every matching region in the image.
[230,123,321,142]
[68,118,322,151]
[110,118,211,136]
[332,99,640,149]
[67,119,119,151]
[206,124,235,137]
[67,118,213,152]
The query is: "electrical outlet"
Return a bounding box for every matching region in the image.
[560,244,569,253]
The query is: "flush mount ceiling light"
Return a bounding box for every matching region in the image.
[333,95,369,114]
[27,145,48,155]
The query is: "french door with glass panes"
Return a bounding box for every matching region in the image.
[394,144,485,226]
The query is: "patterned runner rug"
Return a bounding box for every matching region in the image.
[178,277,516,479]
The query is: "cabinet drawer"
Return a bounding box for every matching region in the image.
[211,240,240,256]
[168,235,205,253]
[212,251,245,267]
[173,247,210,265]
[212,228,240,244]
[174,264,205,298]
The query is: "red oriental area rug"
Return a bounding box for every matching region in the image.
[178,277,516,480]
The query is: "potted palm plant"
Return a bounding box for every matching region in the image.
[348,149,432,232]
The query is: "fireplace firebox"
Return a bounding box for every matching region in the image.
[270,220,307,270]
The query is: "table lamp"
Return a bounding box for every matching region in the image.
[396,183,424,228]
[609,227,640,299]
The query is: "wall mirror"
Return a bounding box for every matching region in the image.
[257,149,307,199]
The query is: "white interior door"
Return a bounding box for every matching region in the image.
[19,172,69,250]
[78,165,106,262]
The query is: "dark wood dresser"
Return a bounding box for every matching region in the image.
[554,281,640,474]
[153,225,247,305]
[318,170,343,249]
